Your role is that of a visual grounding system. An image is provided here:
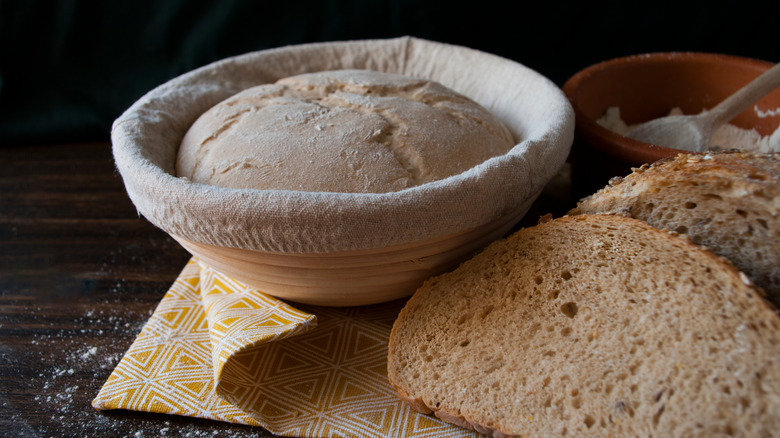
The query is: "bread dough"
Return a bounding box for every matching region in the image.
[176,69,516,193]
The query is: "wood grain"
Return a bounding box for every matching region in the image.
[0,142,281,437]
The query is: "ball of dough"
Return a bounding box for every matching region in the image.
[176,69,516,193]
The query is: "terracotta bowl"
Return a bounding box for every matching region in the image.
[112,37,574,306]
[562,52,779,197]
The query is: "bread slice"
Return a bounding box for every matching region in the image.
[387,214,780,437]
[568,151,780,308]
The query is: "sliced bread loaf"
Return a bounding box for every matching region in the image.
[569,151,780,307]
[387,214,780,437]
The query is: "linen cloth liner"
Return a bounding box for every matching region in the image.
[93,259,480,437]
[111,36,573,254]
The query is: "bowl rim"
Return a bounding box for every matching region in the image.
[562,51,776,165]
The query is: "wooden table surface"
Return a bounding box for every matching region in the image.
[0,142,288,437]
[0,142,585,438]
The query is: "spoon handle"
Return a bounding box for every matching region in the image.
[709,62,780,126]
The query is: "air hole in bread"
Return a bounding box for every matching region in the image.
[480,305,495,319]
[535,275,544,285]
[561,327,572,337]
[561,270,572,281]
[736,209,748,218]
[560,302,578,318]
[684,201,697,209]
[549,290,560,300]
[703,193,723,200]
[652,404,665,426]
[676,225,689,234]
[754,189,773,200]
[584,414,596,428]
[459,339,470,347]
[572,397,582,409]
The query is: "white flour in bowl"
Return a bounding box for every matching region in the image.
[597,106,780,153]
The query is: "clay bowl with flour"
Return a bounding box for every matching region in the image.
[112,37,574,306]
[563,52,780,165]
[562,52,780,196]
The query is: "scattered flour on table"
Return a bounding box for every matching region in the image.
[20,307,259,438]
[597,106,780,153]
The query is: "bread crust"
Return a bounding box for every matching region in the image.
[570,151,780,307]
[388,354,512,437]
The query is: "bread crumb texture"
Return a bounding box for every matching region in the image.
[570,151,780,308]
[387,214,780,438]
[176,69,515,193]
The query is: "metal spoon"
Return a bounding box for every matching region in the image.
[627,61,780,152]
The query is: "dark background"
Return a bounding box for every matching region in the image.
[1,0,778,146]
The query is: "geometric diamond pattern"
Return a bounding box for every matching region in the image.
[93,258,479,437]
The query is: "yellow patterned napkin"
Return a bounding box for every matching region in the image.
[93,258,478,437]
